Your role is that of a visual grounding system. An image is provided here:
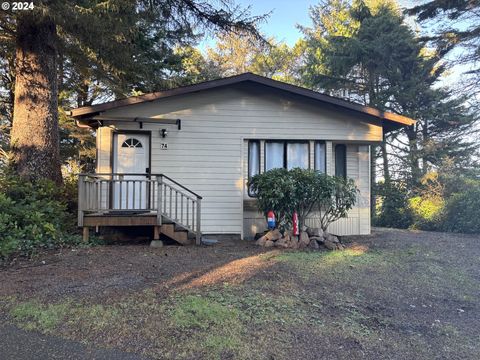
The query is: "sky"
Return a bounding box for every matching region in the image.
[200,0,465,88]
[219,0,417,46]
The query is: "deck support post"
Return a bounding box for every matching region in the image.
[82,227,90,242]
[154,226,160,240]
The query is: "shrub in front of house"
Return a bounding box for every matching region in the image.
[0,172,81,264]
[248,168,358,247]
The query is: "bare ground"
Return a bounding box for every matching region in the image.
[1,228,479,359]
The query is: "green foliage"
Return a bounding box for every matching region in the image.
[376,170,480,234]
[249,168,358,231]
[0,172,81,262]
[315,174,358,231]
[407,171,445,230]
[443,184,480,234]
[249,168,295,230]
[374,182,413,229]
[408,1,480,110]
[204,31,301,83]
[302,0,478,195]
[409,196,444,231]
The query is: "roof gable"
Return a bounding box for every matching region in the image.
[69,73,415,132]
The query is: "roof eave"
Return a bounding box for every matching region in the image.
[69,73,417,130]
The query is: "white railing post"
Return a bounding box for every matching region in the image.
[196,197,202,245]
[157,175,163,226]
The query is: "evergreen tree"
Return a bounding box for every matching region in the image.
[301,0,477,215]
[204,31,302,83]
[407,0,480,110]
[0,0,264,183]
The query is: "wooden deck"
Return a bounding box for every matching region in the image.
[78,174,202,245]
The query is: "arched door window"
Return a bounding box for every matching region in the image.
[121,138,143,148]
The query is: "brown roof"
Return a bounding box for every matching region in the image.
[70,72,415,131]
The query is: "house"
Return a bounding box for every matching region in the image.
[70,73,415,244]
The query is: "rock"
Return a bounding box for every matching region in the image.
[308,239,320,249]
[276,240,290,248]
[298,232,310,249]
[276,237,287,246]
[264,240,275,248]
[150,240,164,248]
[254,231,268,240]
[300,232,310,245]
[265,229,282,241]
[307,227,324,238]
[324,232,339,243]
[256,236,267,246]
[310,236,324,244]
[324,239,337,250]
[290,236,299,249]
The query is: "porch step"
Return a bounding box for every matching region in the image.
[160,224,192,246]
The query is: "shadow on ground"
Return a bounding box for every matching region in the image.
[1,228,479,359]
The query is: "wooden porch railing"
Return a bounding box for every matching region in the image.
[77,173,202,244]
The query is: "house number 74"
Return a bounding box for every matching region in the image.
[160,143,168,150]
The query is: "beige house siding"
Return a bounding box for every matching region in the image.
[95,84,378,235]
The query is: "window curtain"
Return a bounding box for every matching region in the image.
[314,142,326,173]
[248,141,260,196]
[248,141,260,178]
[287,142,309,169]
[265,142,285,170]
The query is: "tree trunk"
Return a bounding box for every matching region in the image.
[381,134,391,185]
[11,13,62,184]
[405,124,421,188]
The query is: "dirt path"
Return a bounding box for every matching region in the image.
[1,228,479,359]
[0,323,149,360]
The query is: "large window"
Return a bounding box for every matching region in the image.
[335,144,347,178]
[248,141,260,196]
[265,141,309,171]
[314,141,326,173]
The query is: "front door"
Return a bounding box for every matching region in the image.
[113,133,150,210]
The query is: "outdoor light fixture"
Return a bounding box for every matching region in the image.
[161,129,168,138]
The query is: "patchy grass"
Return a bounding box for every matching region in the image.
[1,229,480,359]
[171,294,240,329]
[11,301,70,331]
[204,333,242,357]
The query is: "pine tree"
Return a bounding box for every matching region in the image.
[1,0,264,183]
[301,0,477,212]
[407,0,480,110]
[203,31,301,83]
